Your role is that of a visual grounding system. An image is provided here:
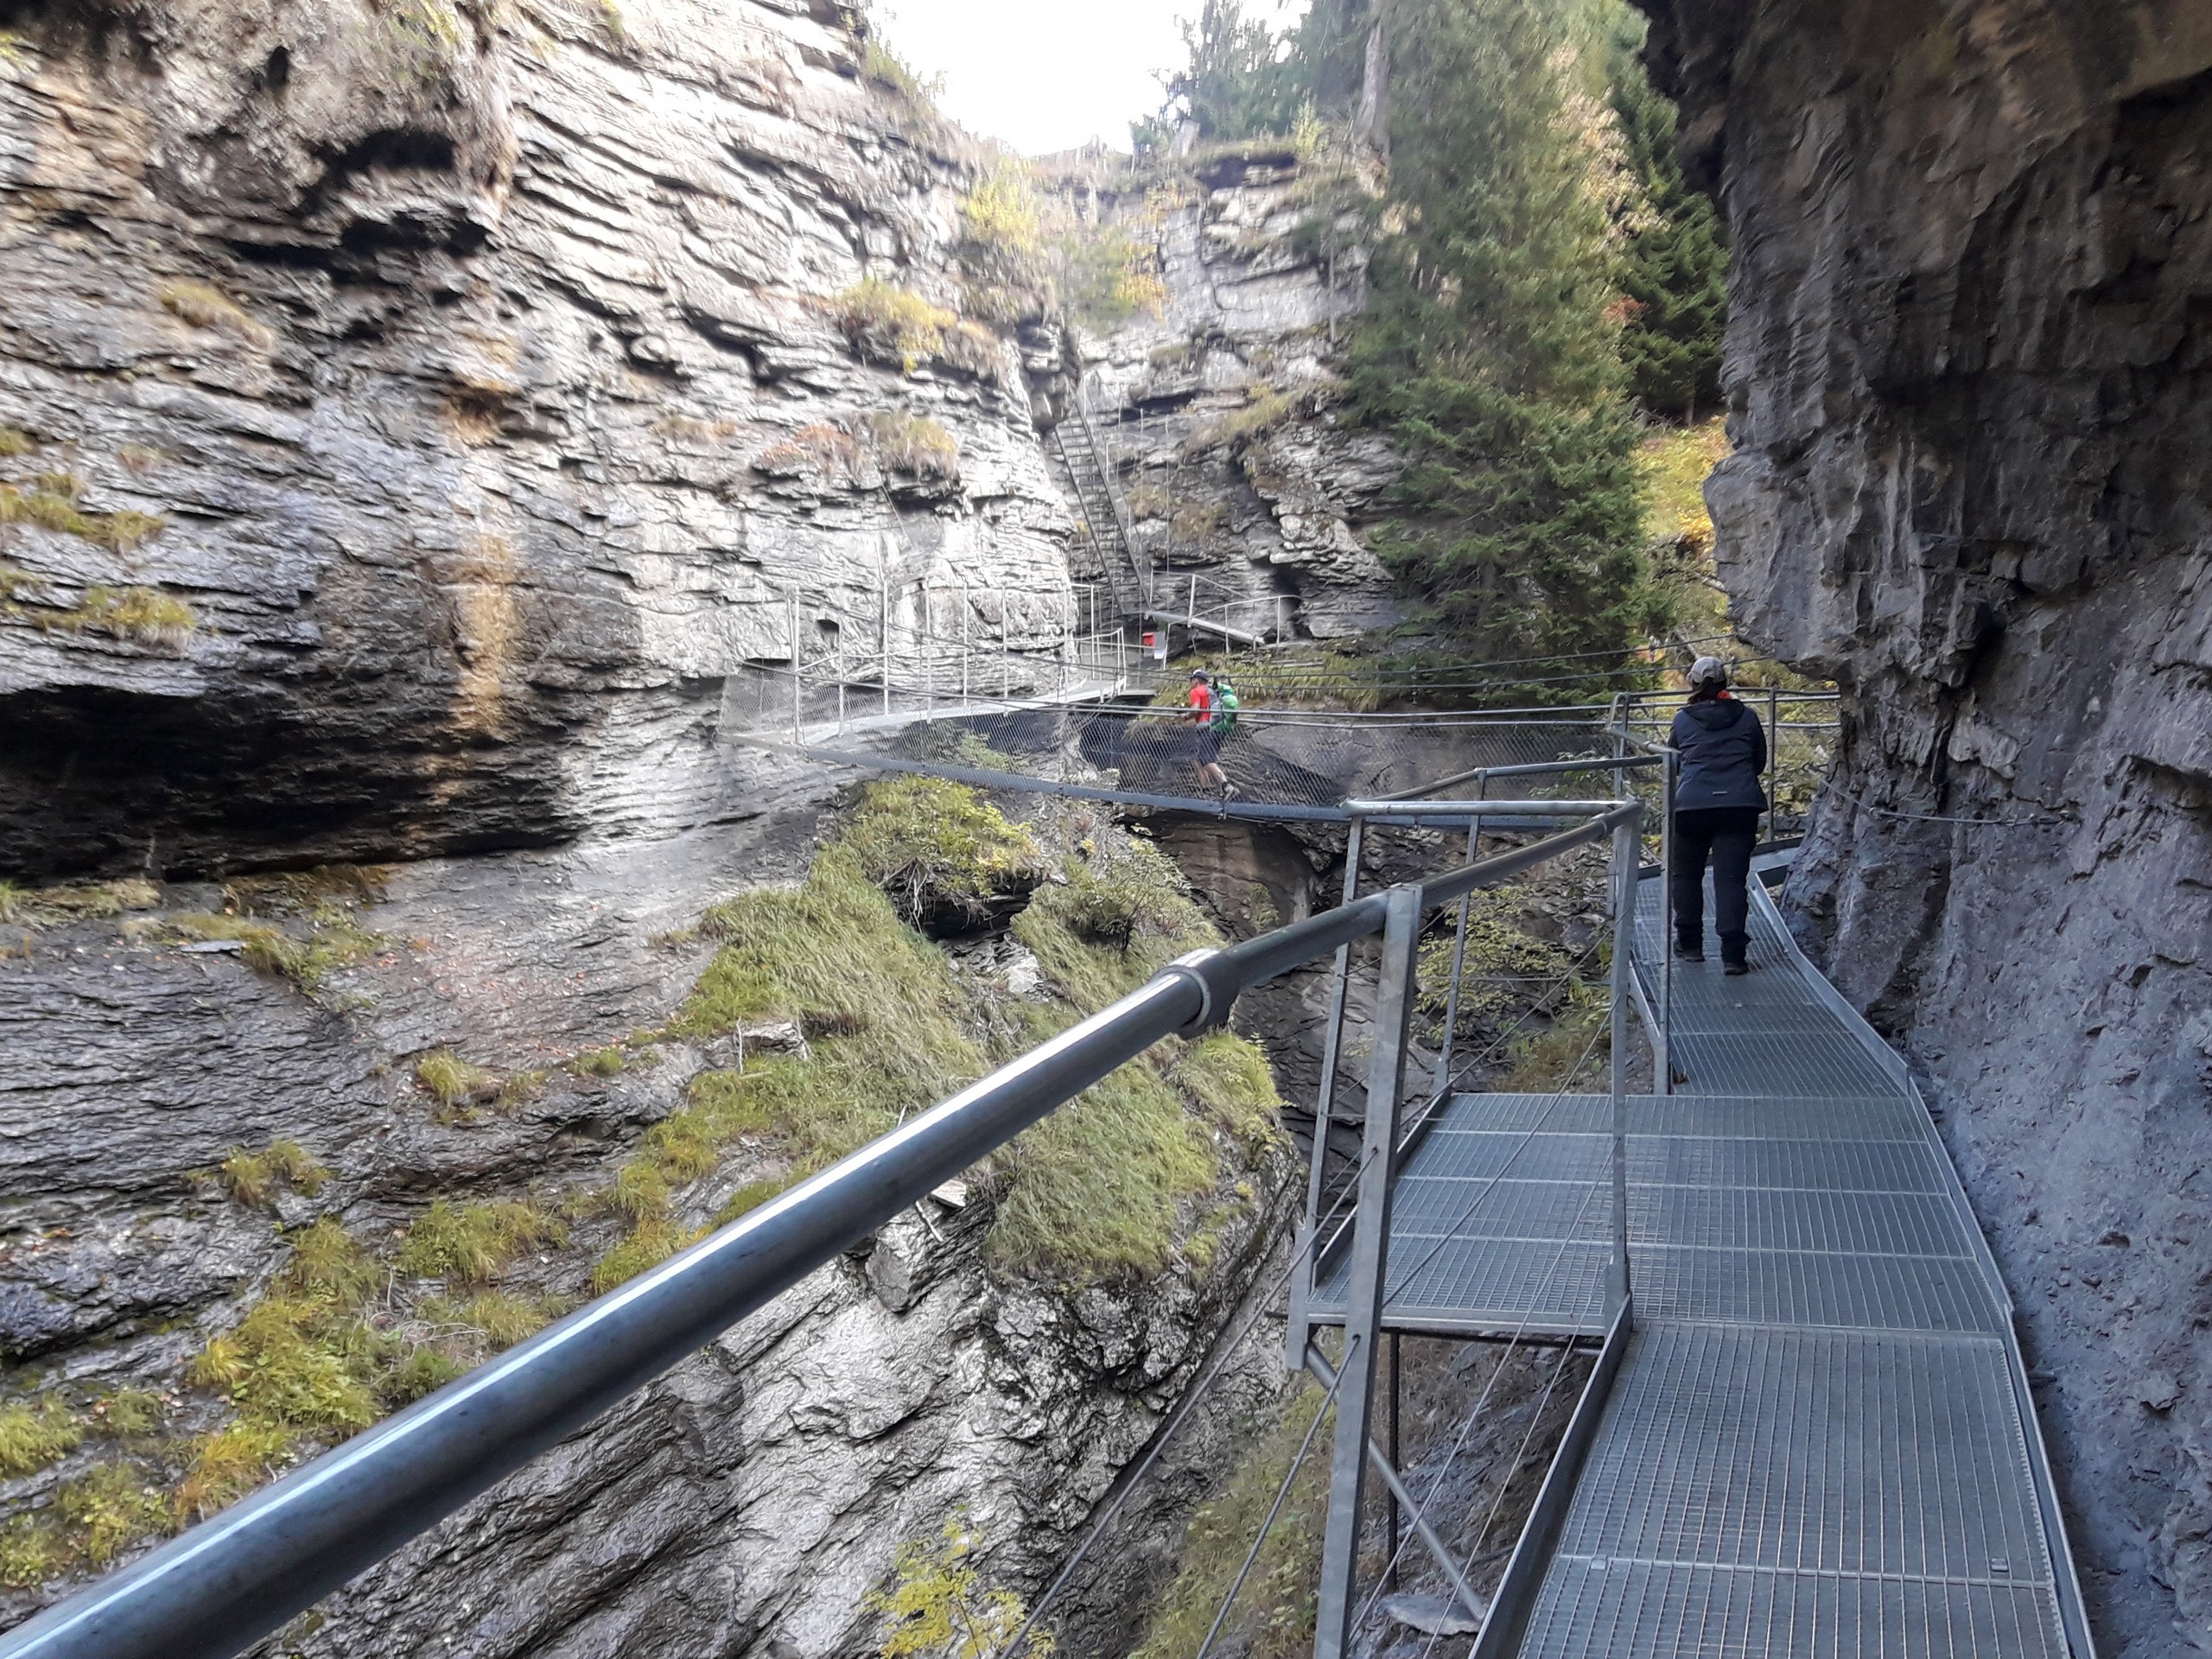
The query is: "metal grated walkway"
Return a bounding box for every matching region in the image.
[1307,869,2090,1656]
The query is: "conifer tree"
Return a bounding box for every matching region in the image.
[1609,22,1728,421]
[1348,0,1660,674]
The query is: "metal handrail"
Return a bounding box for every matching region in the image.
[0,810,1638,1659]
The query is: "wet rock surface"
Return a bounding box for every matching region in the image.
[1637,2,2212,1649]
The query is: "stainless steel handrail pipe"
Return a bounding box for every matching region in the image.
[0,812,1633,1659]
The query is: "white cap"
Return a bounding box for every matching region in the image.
[1689,655,1730,686]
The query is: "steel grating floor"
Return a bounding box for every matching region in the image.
[1309,869,2085,1654]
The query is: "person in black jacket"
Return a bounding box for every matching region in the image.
[1668,657,1767,975]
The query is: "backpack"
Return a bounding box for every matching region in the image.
[1210,679,1240,734]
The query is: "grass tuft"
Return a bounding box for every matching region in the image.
[168,911,382,991]
[414,1049,499,1108]
[830,279,996,378]
[1013,838,1213,1012]
[193,1300,379,1432]
[396,1199,564,1285]
[176,1420,296,1520]
[217,1139,329,1206]
[0,1516,65,1590]
[589,1216,705,1294]
[1180,387,1300,459]
[0,1398,83,1478]
[1132,1381,1330,1659]
[0,876,159,926]
[0,426,34,458]
[54,1463,173,1567]
[89,1389,162,1439]
[865,411,962,481]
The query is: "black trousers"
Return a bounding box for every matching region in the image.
[1671,806,1760,963]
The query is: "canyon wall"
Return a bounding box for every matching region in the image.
[0,0,1077,879]
[1636,2,2212,1651]
[1043,141,1402,643]
[0,4,1306,1654]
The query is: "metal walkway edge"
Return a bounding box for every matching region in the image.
[1310,868,2094,1656]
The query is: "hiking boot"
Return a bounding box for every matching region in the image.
[1724,959,1750,976]
[1673,940,1706,963]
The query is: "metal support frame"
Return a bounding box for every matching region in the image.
[1313,883,1424,1659]
[1606,809,1638,1319]
[1305,1344,1485,1626]
[1658,749,1676,1092]
[1431,776,1488,1102]
[1286,815,1365,1367]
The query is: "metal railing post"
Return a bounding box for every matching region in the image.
[1313,882,1424,1659]
[1287,815,1365,1369]
[1607,808,1640,1320]
[921,578,933,717]
[1765,685,1781,847]
[1659,749,1675,1092]
[789,588,802,745]
[879,566,891,716]
[836,620,847,734]
[960,585,970,706]
[1433,773,1488,1101]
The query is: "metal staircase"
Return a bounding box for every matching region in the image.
[1050,398,1147,622]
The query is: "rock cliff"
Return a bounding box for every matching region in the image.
[1636,2,2212,1649]
[0,0,1077,879]
[0,3,1312,1653]
[1040,141,1402,643]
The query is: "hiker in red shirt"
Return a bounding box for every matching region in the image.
[1185,668,1232,793]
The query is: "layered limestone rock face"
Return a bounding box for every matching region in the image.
[0,0,1076,879]
[1044,144,1402,641]
[1637,2,2212,1649]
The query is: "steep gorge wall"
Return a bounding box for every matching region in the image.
[0,5,1313,1654]
[0,0,1076,878]
[1636,3,2212,1650]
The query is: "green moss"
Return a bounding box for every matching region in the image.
[590,1216,705,1294]
[0,426,34,458]
[841,778,1041,931]
[47,579,194,639]
[193,1299,379,1431]
[0,1398,83,1477]
[414,1048,499,1108]
[54,1463,174,1567]
[986,1013,1217,1281]
[1173,1033,1288,1154]
[217,1139,329,1206]
[1012,839,1214,1013]
[397,1199,563,1285]
[177,1419,296,1520]
[89,1389,163,1440]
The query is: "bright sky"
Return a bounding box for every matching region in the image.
[874,0,1305,156]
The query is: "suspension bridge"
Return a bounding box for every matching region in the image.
[0,690,2091,1659]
